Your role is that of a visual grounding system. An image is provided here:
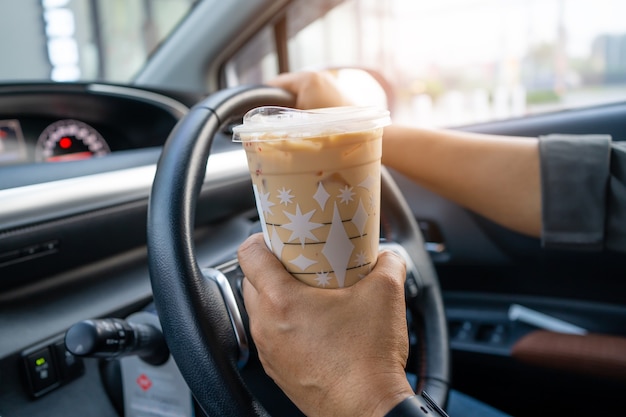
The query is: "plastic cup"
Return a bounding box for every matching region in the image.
[233,106,390,288]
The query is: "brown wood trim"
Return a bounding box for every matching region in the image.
[511,330,626,381]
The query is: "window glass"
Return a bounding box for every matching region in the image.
[228,0,626,127]
[0,0,197,83]
[94,0,197,83]
[224,26,278,86]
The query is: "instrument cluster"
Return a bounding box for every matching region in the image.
[0,118,113,165]
[0,83,193,169]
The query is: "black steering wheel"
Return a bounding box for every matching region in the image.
[147,85,450,416]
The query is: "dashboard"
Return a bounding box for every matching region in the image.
[0,84,249,193]
[0,82,253,293]
[0,83,197,289]
[0,83,268,417]
[0,83,195,168]
[1,117,118,165]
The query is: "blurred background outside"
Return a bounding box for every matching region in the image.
[232,0,626,127]
[1,0,625,128]
[0,0,195,83]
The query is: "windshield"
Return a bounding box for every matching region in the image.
[0,0,197,84]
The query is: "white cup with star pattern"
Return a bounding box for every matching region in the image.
[233,106,390,288]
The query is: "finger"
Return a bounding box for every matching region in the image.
[241,277,259,314]
[237,233,302,294]
[361,250,407,293]
[266,71,312,92]
[264,73,299,107]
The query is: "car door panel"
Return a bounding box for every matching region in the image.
[390,102,626,416]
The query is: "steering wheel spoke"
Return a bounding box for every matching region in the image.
[148,86,450,416]
[202,267,250,368]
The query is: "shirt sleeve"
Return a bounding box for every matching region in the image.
[604,141,626,251]
[539,134,611,251]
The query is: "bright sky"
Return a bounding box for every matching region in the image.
[390,0,626,68]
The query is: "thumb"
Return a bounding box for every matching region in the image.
[237,233,301,293]
[361,250,407,295]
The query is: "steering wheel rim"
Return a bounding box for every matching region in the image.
[147,85,450,416]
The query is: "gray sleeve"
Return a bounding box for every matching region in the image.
[604,142,626,251]
[539,134,611,251]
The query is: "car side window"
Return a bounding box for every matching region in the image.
[224,26,278,86]
[225,0,626,128]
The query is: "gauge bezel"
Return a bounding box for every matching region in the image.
[0,119,28,165]
[35,119,111,163]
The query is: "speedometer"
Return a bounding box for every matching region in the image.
[35,119,111,162]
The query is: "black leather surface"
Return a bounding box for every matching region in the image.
[0,356,119,417]
[147,85,450,415]
[381,167,450,407]
[148,86,293,417]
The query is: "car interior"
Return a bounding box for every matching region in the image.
[1,0,625,416]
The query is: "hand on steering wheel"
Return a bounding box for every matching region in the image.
[239,233,414,417]
[147,85,449,416]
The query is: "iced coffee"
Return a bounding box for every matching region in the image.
[233,106,390,288]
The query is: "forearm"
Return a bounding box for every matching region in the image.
[382,125,541,237]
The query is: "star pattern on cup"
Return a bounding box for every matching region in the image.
[289,254,318,271]
[322,203,355,287]
[281,204,323,246]
[368,194,377,211]
[314,182,330,210]
[277,187,294,206]
[258,190,275,216]
[315,271,332,287]
[270,225,285,260]
[352,199,369,236]
[257,171,379,288]
[354,250,368,267]
[358,174,377,192]
[337,185,355,205]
